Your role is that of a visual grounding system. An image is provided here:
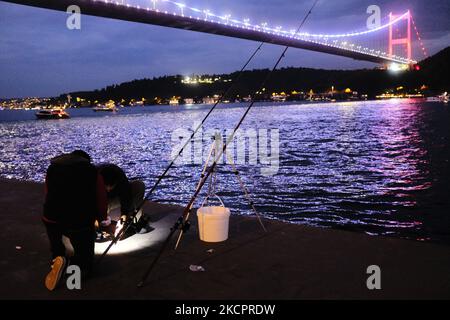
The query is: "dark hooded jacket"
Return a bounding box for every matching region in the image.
[43,153,107,229]
[97,163,134,215]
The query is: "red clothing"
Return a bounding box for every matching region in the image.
[96,174,108,222]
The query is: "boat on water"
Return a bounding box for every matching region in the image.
[426,92,448,103]
[271,95,287,102]
[35,109,70,120]
[129,101,144,107]
[93,104,118,112]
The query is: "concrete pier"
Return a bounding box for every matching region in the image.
[1,178,449,299]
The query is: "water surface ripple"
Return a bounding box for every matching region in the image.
[1,100,449,243]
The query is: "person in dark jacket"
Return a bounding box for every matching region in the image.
[42,150,110,291]
[97,163,152,237]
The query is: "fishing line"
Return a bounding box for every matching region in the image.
[96,42,265,264]
[137,0,320,288]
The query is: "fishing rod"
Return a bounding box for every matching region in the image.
[95,41,265,265]
[137,0,320,288]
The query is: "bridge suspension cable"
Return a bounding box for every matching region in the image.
[2,0,419,64]
[116,0,415,63]
[153,0,410,39]
[411,14,428,58]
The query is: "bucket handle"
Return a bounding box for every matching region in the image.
[201,193,225,208]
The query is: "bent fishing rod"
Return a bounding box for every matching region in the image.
[137,0,320,288]
[95,42,265,265]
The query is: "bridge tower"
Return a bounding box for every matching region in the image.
[388,11,412,62]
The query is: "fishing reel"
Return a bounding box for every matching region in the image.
[117,214,141,241]
[172,216,191,233]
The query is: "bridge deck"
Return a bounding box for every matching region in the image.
[2,0,403,64]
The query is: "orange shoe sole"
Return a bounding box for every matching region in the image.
[45,256,66,291]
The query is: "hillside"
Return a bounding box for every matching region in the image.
[61,46,449,104]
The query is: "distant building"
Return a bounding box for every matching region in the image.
[202,96,216,104]
[169,97,180,105]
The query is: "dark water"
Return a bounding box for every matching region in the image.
[1,100,449,243]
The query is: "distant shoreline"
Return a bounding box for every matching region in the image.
[0,96,436,111]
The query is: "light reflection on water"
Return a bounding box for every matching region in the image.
[0,100,449,243]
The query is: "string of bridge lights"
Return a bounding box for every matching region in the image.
[92,0,417,64]
[410,14,428,58]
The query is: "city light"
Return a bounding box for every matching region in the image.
[388,62,409,72]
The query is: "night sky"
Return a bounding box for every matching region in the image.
[0,0,449,98]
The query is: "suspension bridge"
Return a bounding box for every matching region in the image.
[2,0,428,67]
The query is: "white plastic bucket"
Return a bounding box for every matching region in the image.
[197,206,231,242]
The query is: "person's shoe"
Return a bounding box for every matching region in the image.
[138,223,155,234]
[134,216,154,234]
[45,256,67,291]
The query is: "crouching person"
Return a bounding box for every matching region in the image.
[98,163,153,239]
[42,150,110,291]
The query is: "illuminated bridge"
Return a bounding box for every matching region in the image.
[2,0,428,66]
